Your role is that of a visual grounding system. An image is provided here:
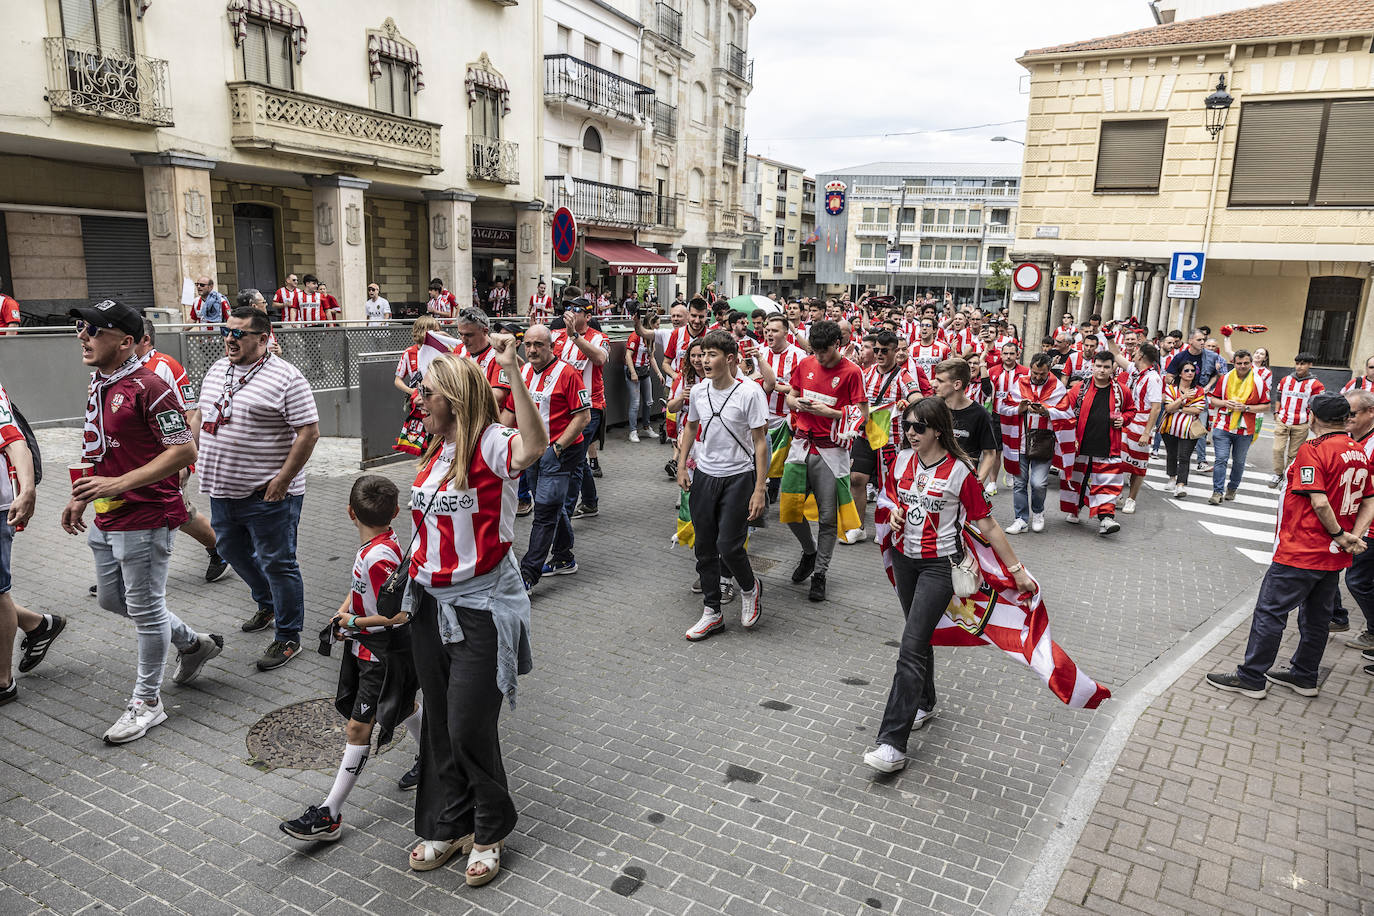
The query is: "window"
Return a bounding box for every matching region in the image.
[1094,119,1168,193]
[582,126,602,153]
[862,207,875,221]
[787,229,796,242]
[1300,277,1364,365]
[990,208,1010,225]
[556,25,571,53]
[968,209,981,225]
[860,244,874,259]
[471,86,502,138]
[898,207,916,224]
[900,244,913,259]
[919,244,932,260]
[696,0,710,36]
[609,156,623,186]
[936,209,950,225]
[1230,98,1374,206]
[582,37,600,65]
[241,18,295,88]
[775,197,786,213]
[773,229,784,246]
[690,81,707,122]
[374,58,411,115]
[786,256,794,269]
[611,50,623,75]
[922,208,936,224]
[876,208,889,223]
[950,245,963,261]
[688,168,704,204]
[557,144,571,174]
[60,0,133,52]
[989,246,1007,261]
[953,210,966,226]
[933,245,947,260]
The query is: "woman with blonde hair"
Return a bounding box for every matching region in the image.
[393,316,441,455]
[403,339,546,886]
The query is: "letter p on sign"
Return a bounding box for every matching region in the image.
[1170,251,1206,284]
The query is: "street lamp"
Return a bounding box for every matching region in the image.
[1204,75,1233,139]
[990,136,1024,145]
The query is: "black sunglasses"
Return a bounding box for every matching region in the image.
[902,419,929,435]
[74,319,107,337]
[220,327,265,339]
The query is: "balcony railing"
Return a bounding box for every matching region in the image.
[656,2,683,46]
[984,223,1014,238]
[652,100,677,140]
[546,175,652,228]
[228,81,441,173]
[736,257,761,270]
[920,223,985,237]
[852,257,911,271]
[855,221,890,236]
[897,222,919,238]
[920,185,1019,199]
[723,127,740,162]
[44,36,172,126]
[543,54,653,124]
[653,194,681,230]
[726,43,752,83]
[918,259,982,273]
[467,134,520,184]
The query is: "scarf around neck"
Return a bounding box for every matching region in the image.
[83,355,142,461]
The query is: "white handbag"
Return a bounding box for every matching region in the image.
[950,546,983,599]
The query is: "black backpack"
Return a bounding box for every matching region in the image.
[8,401,41,486]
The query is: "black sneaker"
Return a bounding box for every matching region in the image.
[571,503,599,519]
[256,639,301,671]
[1329,618,1350,633]
[808,572,827,602]
[791,552,817,583]
[280,805,342,842]
[590,458,603,479]
[18,615,66,674]
[1364,664,1374,677]
[664,459,678,479]
[1264,669,1319,697]
[88,584,97,596]
[0,680,16,706]
[1204,671,1267,698]
[241,607,273,632]
[398,756,421,791]
[1363,649,1374,663]
[205,549,230,583]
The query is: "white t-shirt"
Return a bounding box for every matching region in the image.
[365,296,391,326]
[686,379,767,478]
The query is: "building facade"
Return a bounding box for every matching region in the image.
[1,0,543,323]
[1013,0,1374,374]
[814,163,1020,303]
[742,153,805,297]
[636,0,755,300]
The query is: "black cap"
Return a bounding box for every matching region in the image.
[565,297,590,313]
[69,299,143,338]
[1311,392,1351,423]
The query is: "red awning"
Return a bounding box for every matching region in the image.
[582,239,679,276]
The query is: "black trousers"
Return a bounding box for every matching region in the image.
[410,588,516,846]
[876,553,953,753]
[688,470,757,613]
[1161,432,1193,486]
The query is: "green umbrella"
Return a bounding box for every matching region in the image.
[727,294,779,316]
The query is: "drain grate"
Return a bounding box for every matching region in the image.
[246,697,406,770]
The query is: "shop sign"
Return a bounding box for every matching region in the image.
[472,225,515,248]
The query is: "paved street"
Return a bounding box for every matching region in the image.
[1,426,1365,915]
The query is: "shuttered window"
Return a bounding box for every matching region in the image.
[1229,101,1325,205]
[80,216,154,312]
[1094,119,1168,193]
[1315,100,1374,205]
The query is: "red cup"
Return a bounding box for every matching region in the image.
[68,462,94,484]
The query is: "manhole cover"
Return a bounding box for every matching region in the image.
[246,698,407,770]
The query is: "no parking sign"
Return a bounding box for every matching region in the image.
[552,207,577,264]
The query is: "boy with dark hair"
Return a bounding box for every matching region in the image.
[280,474,421,841]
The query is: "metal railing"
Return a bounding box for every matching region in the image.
[726,43,751,82]
[545,175,653,228]
[467,134,520,184]
[723,127,740,161]
[652,99,677,139]
[44,36,172,126]
[543,54,653,123]
[652,194,680,229]
[656,2,683,46]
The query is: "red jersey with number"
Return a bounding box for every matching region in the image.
[1274,432,1374,570]
[554,328,610,410]
[1274,373,1325,425]
[788,355,866,449]
[509,359,588,443]
[885,450,990,559]
[409,426,520,587]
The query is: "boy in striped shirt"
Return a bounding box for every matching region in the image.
[1269,352,1324,488]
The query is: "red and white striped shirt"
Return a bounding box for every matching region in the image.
[908,340,951,377]
[626,333,654,371]
[761,343,806,420]
[396,347,421,386]
[409,425,520,587]
[528,294,553,320]
[141,349,197,410]
[273,287,300,312]
[1341,375,1374,394]
[346,531,402,660]
[290,292,326,324]
[664,325,706,373]
[1062,350,1093,383]
[512,358,589,443]
[885,450,991,559]
[463,345,511,393]
[864,364,923,443]
[1274,373,1325,425]
[554,328,610,410]
[427,290,458,319]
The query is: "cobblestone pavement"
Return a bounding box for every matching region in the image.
[1,427,1280,915]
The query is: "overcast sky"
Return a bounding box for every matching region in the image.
[744,0,1154,174]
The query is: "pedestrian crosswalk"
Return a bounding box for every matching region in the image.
[1143,457,1279,566]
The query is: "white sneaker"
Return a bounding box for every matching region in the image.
[741,581,762,629]
[1121,497,1136,515]
[1174,484,1188,499]
[862,743,907,773]
[1030,513,1045,532]
[103,698,168,745]
[912,707,939,730]
[842,528,867,544]
[628,430,640,443]
[1268,474,1281,489]
[1005,518,1029,535]
[685,608,724,641]
[985,483,998,498]
[1064,512,1081,525]
[1099,516,1121,536]
[1003,472,1014,488]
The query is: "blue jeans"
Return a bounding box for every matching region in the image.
[89,525,198,702]
[626,371,655,430]
[568,408,601,511]
[1211,428,1252,495]
[1236,561,1339,688]
[1012,457,1050,522]
[210,493,305,643]
[0,521,12,594]
[522,443,582,584]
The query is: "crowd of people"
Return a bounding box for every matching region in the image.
[4,285,1374,892]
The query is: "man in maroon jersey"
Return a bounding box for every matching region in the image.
[61,299,224,744]
[1207,393,1374,698]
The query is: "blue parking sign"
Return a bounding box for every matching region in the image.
[1170,252,1206,283]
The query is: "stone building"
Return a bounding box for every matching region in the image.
[742,153,805,298]
[0,0,543,322]
[1013,0,1374,375]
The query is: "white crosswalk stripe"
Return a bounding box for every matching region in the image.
[1144,457,1278,565]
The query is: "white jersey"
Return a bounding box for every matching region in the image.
[687,379,768,478]
[365,297,391,326]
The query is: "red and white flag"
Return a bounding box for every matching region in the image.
[874,509,1111,709]
[418,330,464,373]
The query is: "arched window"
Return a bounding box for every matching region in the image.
[690,81,707,123]
[688,168,704,204]
[696,0,710,36]
[582,126,602,153]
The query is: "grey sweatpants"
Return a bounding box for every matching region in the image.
[786,452,840,575]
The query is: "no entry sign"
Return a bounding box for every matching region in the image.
[552,207,577,264]
[1012,262,1042,292]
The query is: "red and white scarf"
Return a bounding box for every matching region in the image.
[83,356,143,461]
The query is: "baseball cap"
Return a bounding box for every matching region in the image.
[1311,392,1351,423]
[564,297,591,313]
[69,299,143,338]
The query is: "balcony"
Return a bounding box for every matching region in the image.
[918,185,1019,199]
[918,259,982,273]
[736,256,761,270]
[920,223,985,237]
[546,175,652,228]
[853,257,913,272]
[544,54,653,124]
[44,37,172,127]
[725,43,753,84]
[984,223,1014,239]
[802,197,816,215]
[855,221,890,237]
[467,134,520,184]
[652,194,681,230]
[227,81,441,174]
[723,127,740,162]
[897,221,919,239]
[652,100,677,140]
[656,3,683,46]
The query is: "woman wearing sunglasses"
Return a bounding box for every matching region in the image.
[864,397,1033,774]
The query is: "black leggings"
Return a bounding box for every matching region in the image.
[1161,433,1192,486]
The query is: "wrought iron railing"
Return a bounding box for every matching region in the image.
[726,43,750,82]
[656,3,683,45]
[44,36,172,126]
[543,54,653,123]
[652,100,677,140]
[723,127,740,161]
[653,194,680,229]
[546,175,653,228]
[467,135,520,184]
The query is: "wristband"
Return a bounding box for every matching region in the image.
[349,614,359,628]
[1007,562,1024,573]
[1329,529,1345,540]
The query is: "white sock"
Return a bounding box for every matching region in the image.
[400,705,423,745]
[323,743,369,816]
